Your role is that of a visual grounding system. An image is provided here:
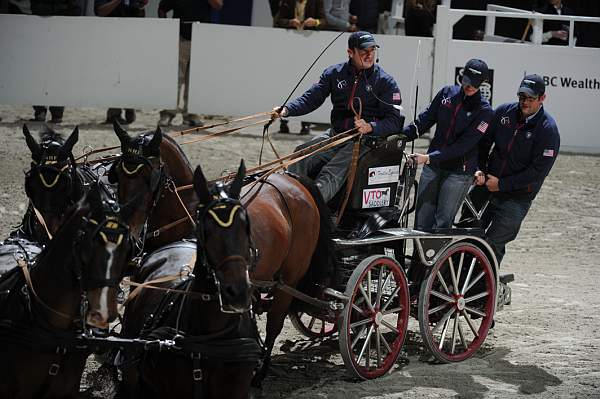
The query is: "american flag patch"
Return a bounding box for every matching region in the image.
[477,121,489,134]
[393,92,401,101]
[543,149,555,157]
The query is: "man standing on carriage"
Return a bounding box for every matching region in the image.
[472,74,560,266]
[272,31,403,204]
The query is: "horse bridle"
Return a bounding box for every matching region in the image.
[24,144,80,213]
[110,153,167,255]
[195,195,257,314]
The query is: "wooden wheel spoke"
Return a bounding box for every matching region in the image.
[432,307,456,335]
[461,258,476,295]
[464,290,490,303]
[461,310,479,337]
[436,271,451,294]
[357,325,375,365]
[457,314,468,349]
[359,284,374,312]
[381,286,400,312]
[428,301,450,315]
[379,329,392,353]
[431,289,455,303]
[465,305,487,318]
[382,306,403,316]
[464,271,485,294]
[380,319,400,334]
[448,257,459,294]
[376,267,392,309]
[451,313,459,354]
[350,317,373,330]
[351,325,368,350]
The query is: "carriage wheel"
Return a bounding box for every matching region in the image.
[289,311,337,339]
[339,255,409,379]
[418,242,496,363]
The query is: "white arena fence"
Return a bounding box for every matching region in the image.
[0,6,599,153]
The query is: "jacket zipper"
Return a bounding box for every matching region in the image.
[443,102,463,148]
[499,123,523,176]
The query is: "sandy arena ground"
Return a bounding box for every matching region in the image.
[0,105,599,398]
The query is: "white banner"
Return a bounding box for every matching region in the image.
[0,15,179,108]
[188,24,434,123]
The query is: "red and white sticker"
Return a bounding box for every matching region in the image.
[477,121,489,134]
[543,149,555,157]
[362,187,391,209]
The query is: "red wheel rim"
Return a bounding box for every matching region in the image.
[420,244,495,362]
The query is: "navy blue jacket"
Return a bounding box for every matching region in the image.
[479,102,560,200]
[286,61,403,137]
[403,85,493,174]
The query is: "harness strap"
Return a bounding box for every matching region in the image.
[17,259,74,322]
[32,205,53,240]
[336,94,364,226]
[336,138,362,225]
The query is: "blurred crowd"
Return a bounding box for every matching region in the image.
[0,0,598,127]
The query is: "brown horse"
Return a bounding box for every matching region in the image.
[0,182,133,398]
[108,122,197,254]
[119,161,260,399]
[243,172,334,385]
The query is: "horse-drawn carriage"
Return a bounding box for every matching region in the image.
[0,122,512,397]
[277,134,512,379]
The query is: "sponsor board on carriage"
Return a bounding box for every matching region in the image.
[362,187,391,208]
[367,165,400,185]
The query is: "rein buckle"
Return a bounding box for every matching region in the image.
[48,363,60,376]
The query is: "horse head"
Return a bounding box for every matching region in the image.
[108,121,164,244]
[23,124,82,234]
[75,182,133,329]
[193,160,252,313]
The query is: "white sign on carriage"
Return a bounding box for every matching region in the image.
[367,165,400,185]
[362,187,391,208]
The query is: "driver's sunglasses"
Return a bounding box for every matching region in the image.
[518,94,539,102]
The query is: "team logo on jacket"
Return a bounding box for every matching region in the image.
[337,79,347,90]
[501,116,510,126]
[441,96,452,107]
[526,131,533,139]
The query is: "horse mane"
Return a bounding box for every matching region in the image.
[161,133,193,171]
[38,125,64,144]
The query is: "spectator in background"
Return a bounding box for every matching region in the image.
[157,0,223,127]
[273,0,326,135]
[273,0,326,31]
[323,0,357,32]
[536,0,575,45]
[349,0,378,33]
[404,0,437,37]
[95,0,147,125]
[29,0,82,123]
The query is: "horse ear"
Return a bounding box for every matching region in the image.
[113,120,130,146]
[149,126,163,151]
[22,124,41,160]
[60,126,79,160]
[193,165,212,204]
[228,160,246,199]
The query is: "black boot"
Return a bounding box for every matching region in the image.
[299,122,311,135]
[279,119,290,134]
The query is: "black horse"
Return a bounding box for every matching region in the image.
[118,161,260,399]
[0,182,133,398]
[15,124,97,244]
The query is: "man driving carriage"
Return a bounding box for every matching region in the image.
[272,31,403,203]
